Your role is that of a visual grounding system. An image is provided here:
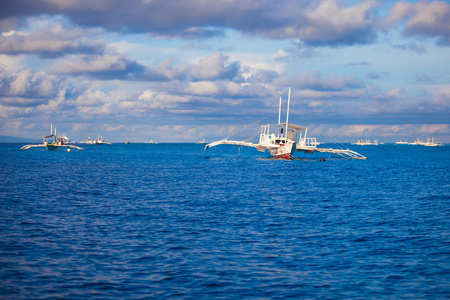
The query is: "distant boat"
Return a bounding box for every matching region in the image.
[205,88,366,160]
[424,138,444,147]
[145,139,158,144]
[94,135,112,145]
[20,124,83,151]
[409,138,425,145]
[395,139,408,145]
[352,139,379,146]
[85,137,95,145]
[125,140,130,144]
[197,138,207,144]
[395,138,444,146]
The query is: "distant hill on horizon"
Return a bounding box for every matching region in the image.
[0,135,39,143]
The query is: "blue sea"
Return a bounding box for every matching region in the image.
[0,143,449,299]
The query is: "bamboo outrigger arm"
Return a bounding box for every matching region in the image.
[314,147,367,159]
[204,139,260,150]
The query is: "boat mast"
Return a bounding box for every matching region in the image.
[278,96,282,138]
[285,87,291,139]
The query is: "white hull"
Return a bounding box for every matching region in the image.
[267,142,296,159]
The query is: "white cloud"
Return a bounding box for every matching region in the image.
[387,88,405,98]
[260,0,378,45]
[190,53,240,81]
[340,124,382,136]
[153,59,189,80]
[305,0,377,34]
[184,81,219,95]
[52,54,128,74]
[64,89,132,117]
[387,1,450,44]
[138,90,189,109]
[418,124,449,134]
[0,69,60,107]
[0,22,104,57]
[308,101,323,108]
[0,54,25,73]
[105,124,125,132]
[191,53,224,80]
[36,90,68,112]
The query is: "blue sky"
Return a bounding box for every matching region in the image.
[0,0,449,143]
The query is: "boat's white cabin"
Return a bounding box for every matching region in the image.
[259,123,317,149]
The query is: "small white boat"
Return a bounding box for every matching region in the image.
[94,135,112,145]
[145,139,158,144]
[352,139,379,146]
[395,139,408,145]
[424,138,444,147]
[20,124,83,151]
[205,88,366,160]
[85,137,95,145]
[197,138,207,144]
[409,138,425,145]
[125,140,130,144]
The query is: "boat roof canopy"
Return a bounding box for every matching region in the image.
[265,123,307,131]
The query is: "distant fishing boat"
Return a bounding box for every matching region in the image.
[424,138,444,147]
[409,138,425,145]
[197,138,207,144]
[125,140,130,144]
[398,138,444,146]
[85,137,95,145]
[395,139,408,145]
[145,139,158,144]
[205,88,366,160]
[94,135,112,145]
[352,139,379,146]
[20,124,83,151]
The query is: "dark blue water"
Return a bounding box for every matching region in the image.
[0,143,449,299]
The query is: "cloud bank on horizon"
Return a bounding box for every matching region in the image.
[0,0,449,142]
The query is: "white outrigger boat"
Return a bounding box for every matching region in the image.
[94,134,112,145]
[20,124,83,151]
[205,88,366,160]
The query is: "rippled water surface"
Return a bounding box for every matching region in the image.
[0,143,449,299]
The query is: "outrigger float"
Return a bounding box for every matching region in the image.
[205,88,366,160]
[20,124,83,151]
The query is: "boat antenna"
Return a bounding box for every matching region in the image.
[278,96,282,138]
[286,87,291,138]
